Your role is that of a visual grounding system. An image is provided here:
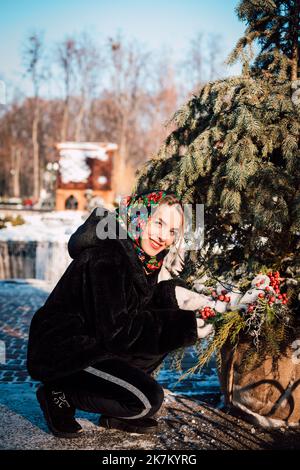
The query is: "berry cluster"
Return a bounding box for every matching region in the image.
[146,191,164,204]
[247,271,288,314]
[210,289,231,303]
[199,306,216,320]
[198,288,232,320]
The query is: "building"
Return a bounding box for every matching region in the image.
[55,142,118,211]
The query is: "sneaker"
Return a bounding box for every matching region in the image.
[98,415,158,434]
[36,384,83,439]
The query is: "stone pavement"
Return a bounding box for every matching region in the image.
[1,279,300,450]
[0,279,51,383]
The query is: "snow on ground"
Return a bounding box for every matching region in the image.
[0,211,87,242]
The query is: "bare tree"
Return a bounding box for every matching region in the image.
[74,33,103,141]
[144,51,179,156]
[106,35,151,194]
[183,32,205,94]
[0,94,37,198]
[23,31,45,200]
[207,33,223,80]
[56,37,77,141]
[1,29,227,201]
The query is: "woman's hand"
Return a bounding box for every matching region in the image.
[196,317,214,339]
[175,286,216,311]
[174,286,214,339]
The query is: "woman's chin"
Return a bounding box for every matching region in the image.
[145,247,159,256]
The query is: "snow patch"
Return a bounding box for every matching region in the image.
[56,142,117,184]
[0,211,86,242]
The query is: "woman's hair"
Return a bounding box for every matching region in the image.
[155,194,186,276]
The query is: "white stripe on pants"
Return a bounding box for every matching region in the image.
[84,366,152,419]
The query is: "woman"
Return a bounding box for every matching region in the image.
[27,189,211,438]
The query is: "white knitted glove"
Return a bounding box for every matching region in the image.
[196,318,214,339]
[175,286,215,339]
[237,274,275,310]
[175,286,216,311]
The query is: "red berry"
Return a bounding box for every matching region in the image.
[256,283,260,287]
[260,279,264,285]
[218,295,225,301]
[221,289,227,295]
[270,296,276,302]
[278,294,283,299]
[282,300,287,304]
[258,293,264,298]
[265,286,270,292]
[211,291,217,297]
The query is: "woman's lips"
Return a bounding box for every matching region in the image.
[149,239,163,250]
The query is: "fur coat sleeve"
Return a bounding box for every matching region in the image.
[86,252,198,356]
[148,278,190,310]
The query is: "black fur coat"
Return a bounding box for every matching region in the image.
[26,207,198,383]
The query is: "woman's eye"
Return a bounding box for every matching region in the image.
[155,220,162,226]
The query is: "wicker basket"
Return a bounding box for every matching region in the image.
[219,334,300,428]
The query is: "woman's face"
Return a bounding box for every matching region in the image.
[140,203,183,256]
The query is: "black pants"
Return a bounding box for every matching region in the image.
[45,357,165,420]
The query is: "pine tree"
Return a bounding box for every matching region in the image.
[134,0,300,288]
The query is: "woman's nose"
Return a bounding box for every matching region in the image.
[158,229,171,245]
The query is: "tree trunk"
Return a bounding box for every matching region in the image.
[116,112,129,195]
[12,146,21,198]
[61,99,69,142]
[32,104,40,201]
[74,97,85,142]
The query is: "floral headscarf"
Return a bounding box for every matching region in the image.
[115,189,183,275]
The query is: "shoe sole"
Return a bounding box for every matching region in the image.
[98,416,158,435]
[36,386,83,439]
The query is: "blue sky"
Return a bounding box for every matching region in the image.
[0,0,245,96]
